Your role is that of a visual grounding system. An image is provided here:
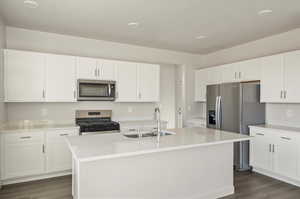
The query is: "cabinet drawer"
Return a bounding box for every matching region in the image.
[46,129,79,141]
[4,132,44,145]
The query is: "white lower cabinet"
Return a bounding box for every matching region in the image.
[2,132,44,179]
[0,127,79,183]
[46,129,78,173]
[250,126,300,185]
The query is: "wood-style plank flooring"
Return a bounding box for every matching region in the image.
[0,172,300,199]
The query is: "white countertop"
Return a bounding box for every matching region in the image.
[118,120,167,126]
[250,124,300,133]
[66,127,251,162]
[0,121,79,133]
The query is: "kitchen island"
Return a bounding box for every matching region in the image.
[66,127,250,199]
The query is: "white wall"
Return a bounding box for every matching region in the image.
[5,27,184,127]
[0,16,6,123]
[6,27,202,66]
[200,28,300,127]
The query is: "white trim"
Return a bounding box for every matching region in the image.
[1,170,71,185]
[253,167,300,187]
[189,186,235,199]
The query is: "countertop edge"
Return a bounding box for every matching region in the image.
[0,125,80,134]
[70,137,251,163]
[249,125,300,133]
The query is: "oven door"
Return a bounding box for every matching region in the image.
[77,79,115,101]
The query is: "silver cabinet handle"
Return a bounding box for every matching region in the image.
[280,91,283,99]
[269,144,271,152]
[60,133,69,136]
[272,144,275,153]
[256,133,264,136]
[281,136,291,140]
[20,136,31,139]
[108,84,111,96]
[284,90,287,99]
[239,72,241,79]
[98,68,101,77]
[42,144,45,153]
[139,92,142,99]
[42,89,45,98]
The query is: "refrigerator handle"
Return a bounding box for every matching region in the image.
[215,96,219,128]
[218,96,222,129]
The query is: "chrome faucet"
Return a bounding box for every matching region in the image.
[154,107,161,142]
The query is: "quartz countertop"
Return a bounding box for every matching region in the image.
[250,124,300,133]
[66,127,251,162]
[0,121,79,133]
[118,120,167,126]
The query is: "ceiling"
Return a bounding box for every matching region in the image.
[0,0,300,54]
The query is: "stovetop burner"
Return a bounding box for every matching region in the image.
[76,110,120,135]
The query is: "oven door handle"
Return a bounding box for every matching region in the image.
[108,84,112,96]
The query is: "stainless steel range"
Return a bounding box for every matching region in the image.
[75,110,120,135]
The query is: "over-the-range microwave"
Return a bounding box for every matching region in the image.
[77,79,116,101]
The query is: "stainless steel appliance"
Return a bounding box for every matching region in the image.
[206,82,265,171]
[77,79,116,101]
[76,110,120,135]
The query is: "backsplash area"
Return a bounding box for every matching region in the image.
[266,103,300,127]
[6,102,157,123]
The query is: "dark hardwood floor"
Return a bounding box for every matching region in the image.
[0,172,300,199]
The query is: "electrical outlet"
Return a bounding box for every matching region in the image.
[128,107,133,113]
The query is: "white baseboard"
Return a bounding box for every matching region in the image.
[189,186,235,199]
[1,170,71,186]
[253,167,300,187]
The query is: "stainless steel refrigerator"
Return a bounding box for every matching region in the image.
[206,82,265,171]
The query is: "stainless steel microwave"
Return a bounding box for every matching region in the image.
[77,79,116,101]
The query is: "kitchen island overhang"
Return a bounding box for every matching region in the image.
[66,127,251,199]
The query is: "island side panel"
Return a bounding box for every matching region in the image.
[77,143,234,199]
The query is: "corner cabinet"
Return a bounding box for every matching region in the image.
[116,62,160,102]
[0,127,79,184]
[4,49,77,102]
[260,50,300,103]
[4,49,46,102]
[250,126,300,186]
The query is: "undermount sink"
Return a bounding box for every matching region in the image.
[123,131,176,139]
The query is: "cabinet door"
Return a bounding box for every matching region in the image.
[99,59,116,80]
[250,130,272,171]
[260,55,284,103]
[45,54,77,102]
[194,70,207,102]
[284,51,300,103]
[138,64,160,102]
[273,134,298,179]
[77,57,98,79]
[239,58,261,81]
[4,49,45,102]
[206,67,222,85]
[3,132,44,179]
[221,63,238,83]
[115,61,138,102]
[46,129,78,173]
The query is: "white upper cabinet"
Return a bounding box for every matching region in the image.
[238,58,261,81]
[4,49,46,102]
[206,67,222,85]
[98,59,116,80]
[194,69,208,102]
[260,54,284,103]
[77,57,116,81]
[115,61,138,102]
[283,50,300,103]
[221,63,238,83]
[45,54,77,102]
[138,64,160,102]
[76,57,98,80]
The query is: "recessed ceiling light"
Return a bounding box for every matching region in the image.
[258,9,273,15]
[24,0,39,8]
[128,22,139,27]
[195,35,207,40]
